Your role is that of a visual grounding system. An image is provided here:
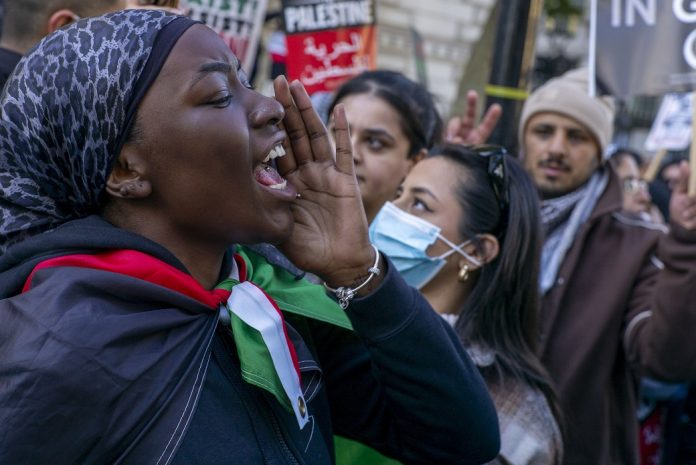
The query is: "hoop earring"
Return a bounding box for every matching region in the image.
[458,264,470,283]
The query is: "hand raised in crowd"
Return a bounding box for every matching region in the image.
[273,77,379,290]
[669,161,696,230]
[445,90,502,145]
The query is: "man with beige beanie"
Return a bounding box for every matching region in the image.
[518,68,696,465]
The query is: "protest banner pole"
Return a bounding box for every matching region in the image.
[643,148,668,182]
[588,0,597,96]
[243,0,269,72]
[691,96,696,195]
[484,0,543,152]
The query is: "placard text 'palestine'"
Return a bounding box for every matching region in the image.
[284,1,373,33]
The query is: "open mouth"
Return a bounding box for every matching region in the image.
[255,145,288,190]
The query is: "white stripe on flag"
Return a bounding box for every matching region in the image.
[226,281,309,429]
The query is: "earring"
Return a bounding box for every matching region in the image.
[119,186,129,197]
[458,264,470,283]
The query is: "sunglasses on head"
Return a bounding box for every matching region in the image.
[468,144,510,214]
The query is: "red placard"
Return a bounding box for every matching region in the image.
[282,0,377,95]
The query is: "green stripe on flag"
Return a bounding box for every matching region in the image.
[334,436,404,465]
[229,311,294,412]
[216,247,353,416]
[236,246,353,330]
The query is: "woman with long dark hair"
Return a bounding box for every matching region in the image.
[370,143,563,464]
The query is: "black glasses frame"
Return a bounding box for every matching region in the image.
[622,177,648,194]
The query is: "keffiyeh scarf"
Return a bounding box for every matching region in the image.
[540,170,608,294]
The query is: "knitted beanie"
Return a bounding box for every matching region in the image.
[519,68,615,161]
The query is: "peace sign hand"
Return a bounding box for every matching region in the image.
[445,90,502,145]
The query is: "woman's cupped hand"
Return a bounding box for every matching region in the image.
[273,76,380,289]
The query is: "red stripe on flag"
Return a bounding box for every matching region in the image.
[22,250,230,308]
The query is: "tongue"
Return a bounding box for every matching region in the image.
[254,164,285,187]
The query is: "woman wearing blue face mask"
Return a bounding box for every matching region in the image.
[370,143,564,465]
[368,201,482,291]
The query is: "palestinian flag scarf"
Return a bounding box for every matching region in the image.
[22,246,350,430]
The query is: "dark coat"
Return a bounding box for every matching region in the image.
[540,167,696,465]
[0,47,21,90]
[0,216,500,465]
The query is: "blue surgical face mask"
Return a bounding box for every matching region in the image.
[369,202,481,289]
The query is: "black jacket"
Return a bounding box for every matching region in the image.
[0,216,499,464]
[0,47,21,91]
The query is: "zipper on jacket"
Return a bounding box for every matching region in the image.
[268,406,301,465]
[219,326,303,465]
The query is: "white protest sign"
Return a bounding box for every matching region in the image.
[645,92,694,151]
[183,0,268,72]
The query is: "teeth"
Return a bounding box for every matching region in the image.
[268,179,287,190]
[262,145,286,163]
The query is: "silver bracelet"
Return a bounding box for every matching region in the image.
[324,244,381,309]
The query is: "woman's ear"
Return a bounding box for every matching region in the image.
[105,144,152,200]
[458,234,500,271]
[47,9,80,34]
[403,148,428,179]
[410,148,428,166]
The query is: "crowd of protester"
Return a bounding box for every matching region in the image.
[0,3,695,465]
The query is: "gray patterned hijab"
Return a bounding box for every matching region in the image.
[0,9,197,254]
